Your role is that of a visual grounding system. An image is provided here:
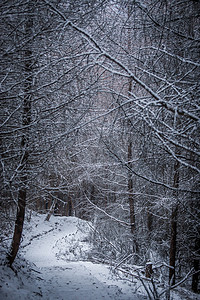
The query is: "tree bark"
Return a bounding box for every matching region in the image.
[169,204,178,285]
[128,139,135,234]
[6,184,27,266]
[6,1,33,267]
[192,238,200,293]
[169,157,180,285]
[192,258,199,293]
[127,4,135,235]
[145,262,153,278]
[45,199,57,221]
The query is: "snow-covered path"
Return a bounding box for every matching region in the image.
[19,214,144,300]
[1,213,198,300]
[35,262,123,300]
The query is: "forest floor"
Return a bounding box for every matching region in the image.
[0,212,199,299]
[0,213,146,300]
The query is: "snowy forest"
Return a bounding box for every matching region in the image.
[0,0,199,299]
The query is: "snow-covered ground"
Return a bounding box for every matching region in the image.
[0,213,146,300]
[0,213,199,299]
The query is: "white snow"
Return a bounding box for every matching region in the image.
[0,213,146,300]
[0,212,199,300]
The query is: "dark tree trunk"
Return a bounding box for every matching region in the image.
[7,111,30,266]
[169,157,180,285]
[192,238,200,293]
[147,209,153,232]
[128,139,135,234]
[7,185,27,266]
[192,258,199,293]
[145,262,153,278]
[126,4,135,236]
[68,200,73,216]
[6,2,33,267]
[169,205,178,285]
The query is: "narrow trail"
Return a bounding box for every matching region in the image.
[20,215,143,300]
[0,214,197,300]
[34,262,122,300]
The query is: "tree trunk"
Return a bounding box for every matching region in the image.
[192,258,199,293]
[145,262,153,278]
[126,4,136,236]
[7,185,27,267]
[6,1,33,267]
[45,199,57,221]
[169,204,178,285]
[192,238,200,293]
[128,139,135,234]
[169,157,180,285]
[6,111,30,266]
[68,200,73,216]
